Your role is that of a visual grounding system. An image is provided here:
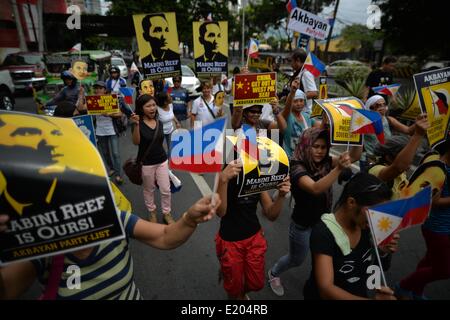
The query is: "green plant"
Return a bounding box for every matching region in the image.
[341,78,366,99]
[334,66,370,84]
[391,88,415,112]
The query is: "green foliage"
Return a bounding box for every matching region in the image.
[391,88,415,112]
[338,24,382,51]
[341,78,366,99]
[334,66,370,84]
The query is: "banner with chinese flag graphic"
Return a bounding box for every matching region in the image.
[86,95,120,115]
[233,72,277,107]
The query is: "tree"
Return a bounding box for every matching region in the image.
[375,0,450,60]
[338,24,382,60]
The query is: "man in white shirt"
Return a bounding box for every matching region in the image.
[290,49,318,114]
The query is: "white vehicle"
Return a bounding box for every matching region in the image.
[165,65,201,97]
[111,57,128,79]
[0,70,15,110]
[325,60,370,78]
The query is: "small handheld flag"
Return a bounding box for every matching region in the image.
[119,87,135,105]
[350,108,385,144]
[286,0,298,13]
[367,186,432,246]
[206,13,213,21]
[69,43,81,53]
[372,83,401,96]
[248,38,259,59]
[170,118,226,173]
[303,52,326,77]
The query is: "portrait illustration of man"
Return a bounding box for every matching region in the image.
[70,60,89,80]
[195,22,227,64]
[140,13,180,64]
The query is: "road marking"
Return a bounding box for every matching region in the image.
[190,173,213,197]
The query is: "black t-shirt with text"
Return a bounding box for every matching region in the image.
[303,221,375,299]
[138,120,167,165]
[219,176,261,242]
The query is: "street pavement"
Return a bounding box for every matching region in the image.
[13,94,450,300]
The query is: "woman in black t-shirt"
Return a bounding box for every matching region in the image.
[268,128,361,297]
[215,160,291,300]
[304,172,398,300]
[130,95,174,225]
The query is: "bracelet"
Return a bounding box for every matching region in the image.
[273,109,280,115]
[182,212,198,228]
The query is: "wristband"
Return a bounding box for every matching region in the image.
[183,212,198,228]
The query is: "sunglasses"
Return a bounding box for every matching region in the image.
[173,79,181,83]
[247,109,262,114]
[372,102,387,109]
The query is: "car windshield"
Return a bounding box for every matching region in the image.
[3,54,42,66]
[181,65,195,77]
[111,58,125,66]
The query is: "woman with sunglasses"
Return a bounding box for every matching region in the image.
[303,172,398,300]
[268,127,361,296]
[360,95,417,172]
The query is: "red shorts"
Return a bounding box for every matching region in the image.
[215,230,267,298]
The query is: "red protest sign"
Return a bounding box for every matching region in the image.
[86,94,120,115]
[233,72,277,107]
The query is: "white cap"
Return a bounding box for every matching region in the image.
[365,95,385,110]
[293,89,306,100]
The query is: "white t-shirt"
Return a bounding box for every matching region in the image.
[299,69,317,113]
[158,104,175,135]
[191,95,218,126]
[95,115,116,136]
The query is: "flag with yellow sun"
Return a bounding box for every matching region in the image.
[226,135,289,197]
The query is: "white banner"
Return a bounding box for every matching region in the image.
[287,8,330,40]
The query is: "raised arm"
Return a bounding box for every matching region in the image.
[259,177,290,221]
[231,106,244,130]
[132,194,220,250]
[216,161,242,217]
[130,114,140,145]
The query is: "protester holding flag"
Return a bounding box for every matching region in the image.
[215,161,291,300]
[130,94,174,224]
[279,49,318,114]
[395,136,450,300]
[360,95,417,172]
[364,56,397,102]
[267,128,360,296]
[303,172,398,300]
[369,114,430,199]
[0,193,221,300]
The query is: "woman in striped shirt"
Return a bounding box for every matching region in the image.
[0,195,220,300]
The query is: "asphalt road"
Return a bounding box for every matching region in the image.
[12,93,450,300]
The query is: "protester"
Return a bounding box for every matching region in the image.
[106,66,127,94]
[191,81,219,128]
[156,91,181,155]
[170,75,191,128]
[303,172,398,300]
[267,128,361,296]
[395,136,450,299]
[369,114,429,199]
[130,94,174,224]
[216,160,291,300]
[364,56,397,101]
[360,95,417,172]
[0,194,220,300]
[281,79,320,157]
[279,49,318,113]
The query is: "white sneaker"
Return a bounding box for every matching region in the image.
[268,270,284,296]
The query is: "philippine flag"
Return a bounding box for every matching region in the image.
[119,87,135,105]
[303,52,326,77]
[367,186,432,246]
[248,38,259,59]
[286,0,298,13]
[430,88,449,116]
[350,108,385,144]
[170,117,226,173]
[69,43,81,52]
[372,83,401,96]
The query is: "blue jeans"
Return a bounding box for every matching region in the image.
[97,135,121,177]
[270,221,312,277]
